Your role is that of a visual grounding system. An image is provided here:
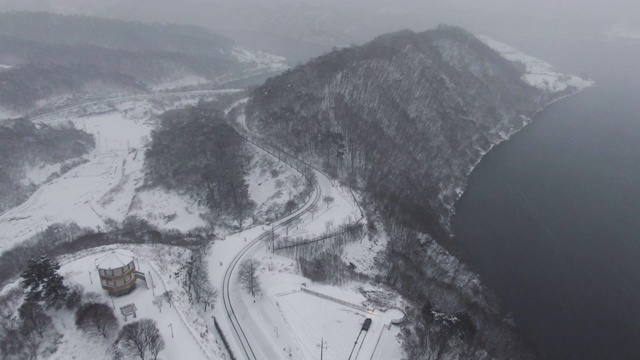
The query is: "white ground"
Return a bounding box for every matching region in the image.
[479,35,595,93]
[52,244,225,360]
[0,92,239,255]
[152,75,209,91]
[209,164,403,360]
[1,87,404,360]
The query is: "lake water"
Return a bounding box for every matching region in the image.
[452,38,640,359]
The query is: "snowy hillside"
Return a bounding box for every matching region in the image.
[479,36,594,93]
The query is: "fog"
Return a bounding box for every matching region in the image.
[1,0,638,65]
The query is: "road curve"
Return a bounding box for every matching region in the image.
[221,143,325,360]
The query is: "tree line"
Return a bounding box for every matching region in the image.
[144,101,255,228]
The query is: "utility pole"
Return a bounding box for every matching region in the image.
[317,338,327,360]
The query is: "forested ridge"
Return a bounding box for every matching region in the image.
[144,101,254,227]
[247,26,544,237]
[0,118,95,212]
[246,26,545,358]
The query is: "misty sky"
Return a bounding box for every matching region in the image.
[0,0,638,68]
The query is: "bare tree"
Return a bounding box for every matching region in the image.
[285,218,301,235]
[117,320,147,360]
[238,259,261,298]
[147,331,165,360]
[201,287,219,312]
[117,319,163,360]
[309,204,319,219]
[75,302,118,338]
[142,319,164,360]
[18,302,51,338]
[152,296,164,313]
[323,196,334,208]
[162,291,174,308]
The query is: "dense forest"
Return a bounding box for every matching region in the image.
[0,118,95,212]
[246,26,544,358]
[144,101,254,227]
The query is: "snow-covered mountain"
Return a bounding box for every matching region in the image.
[245,25,592,358]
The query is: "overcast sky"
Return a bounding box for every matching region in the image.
[1,0,638,67]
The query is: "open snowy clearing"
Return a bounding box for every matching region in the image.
[0,94,239,255]
[260,253,404,360]
[479,36,594,93]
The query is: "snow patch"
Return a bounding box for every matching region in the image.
[128,189,209,232]
[151,75,209,91]
[479,35,595,93]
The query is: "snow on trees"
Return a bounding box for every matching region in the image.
[21,256,69,308]
[162,290,174,307]
[238,258,261,298]
[152,296,164,313]
[75,302,118,338]
[116,318,165,360]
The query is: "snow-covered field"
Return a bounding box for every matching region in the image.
[151,75,208,91]
[479,36,595,93]
[231,46,289,73]
[261,254,404,360]
[0,93,238,254]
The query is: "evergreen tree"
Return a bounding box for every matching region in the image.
[21,256,69,307]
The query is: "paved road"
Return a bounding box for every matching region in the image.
[220,144,325,359]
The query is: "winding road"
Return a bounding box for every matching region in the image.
[221,140,327,359]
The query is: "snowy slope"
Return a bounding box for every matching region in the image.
[479,36,594,93]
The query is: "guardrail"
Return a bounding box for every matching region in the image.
[273,223,363,251]
[301,287,370,312]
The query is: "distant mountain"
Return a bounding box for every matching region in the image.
[0,12,287,112]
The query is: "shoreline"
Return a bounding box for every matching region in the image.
[443,83,595,227]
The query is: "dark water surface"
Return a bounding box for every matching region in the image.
[452,38,640,359]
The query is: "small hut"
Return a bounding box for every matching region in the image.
[95,250,137,296]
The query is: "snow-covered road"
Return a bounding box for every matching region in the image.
[214,134,371,360]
